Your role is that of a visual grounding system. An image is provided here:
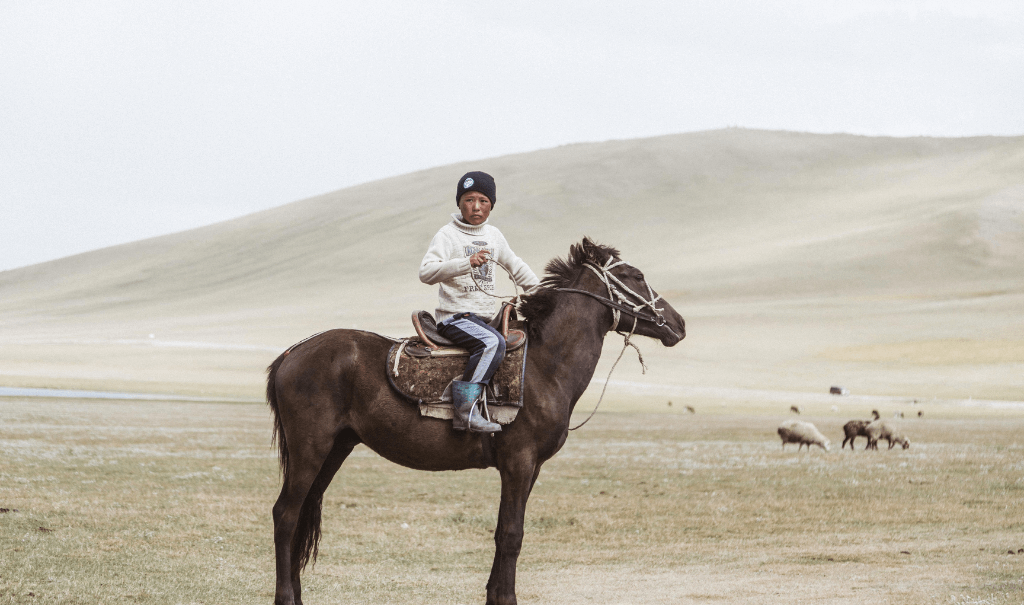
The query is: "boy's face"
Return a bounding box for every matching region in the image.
[458,191,492,225]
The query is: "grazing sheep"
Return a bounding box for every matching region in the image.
[841,420,872,450]
[865,419,911,450]
[778,420,830,451]
[790,405,802,414]
[871,409,881,420]
[685,405,696,414]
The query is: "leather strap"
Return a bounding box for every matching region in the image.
[554,288,667,326]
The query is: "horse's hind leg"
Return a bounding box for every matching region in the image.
[274,429,359,605]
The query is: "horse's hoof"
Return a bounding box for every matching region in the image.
[486,593,517,605]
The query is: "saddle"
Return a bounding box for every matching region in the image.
[408,303,526,356]
[387,305,528,426]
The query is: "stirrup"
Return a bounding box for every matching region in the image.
[466,399,501,433]
[451,381,501,433]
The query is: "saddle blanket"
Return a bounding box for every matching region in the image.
[386,335,527,425]
[417,401,521,425]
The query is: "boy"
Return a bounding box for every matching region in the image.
[419,171,539,432]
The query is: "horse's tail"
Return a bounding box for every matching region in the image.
[266,352,289,474]
[294,465,332,570]
[266,347,327,571]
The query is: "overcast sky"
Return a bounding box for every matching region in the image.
[2,1,1022,271]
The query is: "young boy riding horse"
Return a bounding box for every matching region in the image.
[419,171,539,433]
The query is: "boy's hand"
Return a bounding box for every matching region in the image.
[469,249,490,268]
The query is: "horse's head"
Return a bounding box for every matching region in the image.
[520,238,685,347]
[580,245,685,347]
[606,267,684,346]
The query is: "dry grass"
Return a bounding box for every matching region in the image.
[2,397,1023,604]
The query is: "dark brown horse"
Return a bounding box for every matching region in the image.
[266,238,686,605]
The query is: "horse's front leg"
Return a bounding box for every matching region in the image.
[486,458,541,605]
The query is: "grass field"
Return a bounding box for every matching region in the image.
[2,397,1023,604]
[2,130,1023,605]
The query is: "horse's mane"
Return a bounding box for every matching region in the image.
[518,237,620,341]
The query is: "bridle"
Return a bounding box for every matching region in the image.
[464,252,680,432]
[555,257,677,431]
[556,258,667,333]
[476,256,668,334]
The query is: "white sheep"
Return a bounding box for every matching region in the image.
[778,420,831,451]
[865,419,910,450]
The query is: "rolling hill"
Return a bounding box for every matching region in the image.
[2,129,1022,402]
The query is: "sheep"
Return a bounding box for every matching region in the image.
[865,419,911,450]
[841,419,872,450]
[790,405,801,414]
[871,409,881,420]
[778,420,830,451]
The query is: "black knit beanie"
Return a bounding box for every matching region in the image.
[455,171,496,207]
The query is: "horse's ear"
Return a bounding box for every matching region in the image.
[579,236,616,265]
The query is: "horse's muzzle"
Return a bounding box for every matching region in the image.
[660,316,685,346]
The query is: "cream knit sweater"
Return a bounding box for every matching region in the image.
[419,212,539,322]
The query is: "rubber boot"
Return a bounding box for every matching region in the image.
[451,380,502,433]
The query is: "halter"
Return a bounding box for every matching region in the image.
[556,258,666,332]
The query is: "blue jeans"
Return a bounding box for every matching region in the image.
[437,312,507,383]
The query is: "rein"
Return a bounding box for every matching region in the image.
[469,257,524,301]
[552,288,665,326]
[561,258,662,430]
[472,254,664,432]
[567,317,646,431]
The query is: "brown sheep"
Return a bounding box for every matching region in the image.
[841,420,872,450]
